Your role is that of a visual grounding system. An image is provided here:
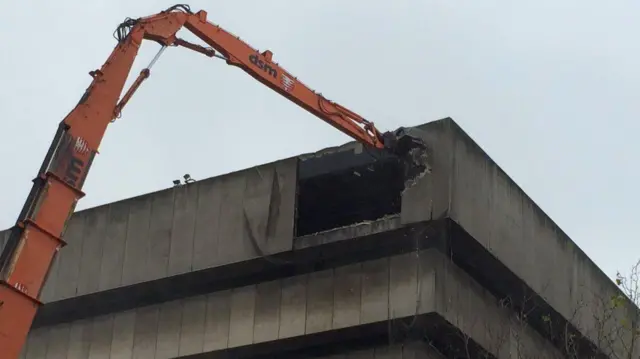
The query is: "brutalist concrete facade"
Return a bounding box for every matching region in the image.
[1,118,636,358]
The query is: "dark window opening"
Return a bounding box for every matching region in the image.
[295,158,404,236]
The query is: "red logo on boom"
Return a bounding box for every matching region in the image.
[281,74,295,92]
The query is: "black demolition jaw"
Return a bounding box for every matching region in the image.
[382,127,431,186]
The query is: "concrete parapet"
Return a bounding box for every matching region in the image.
[0,157,297,303]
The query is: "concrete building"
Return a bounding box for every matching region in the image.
[1,117,636,358]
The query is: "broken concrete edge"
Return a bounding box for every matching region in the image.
[294,214,401,242]
[297,123,434,186]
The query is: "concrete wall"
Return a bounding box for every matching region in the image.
[20,249,561,358]
[4,116,629,356]
[0,158,298,303]
[401,118,634,357]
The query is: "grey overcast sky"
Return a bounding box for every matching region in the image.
[0,1,637,279]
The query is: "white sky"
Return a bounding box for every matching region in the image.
[0,1,638,280]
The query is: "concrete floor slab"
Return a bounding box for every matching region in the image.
[21,249,562,358]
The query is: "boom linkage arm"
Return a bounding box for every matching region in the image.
[0,5,424,358]
[123,5,388,149]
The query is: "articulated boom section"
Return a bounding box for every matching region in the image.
[0,9,149,359]
[0,127,95,358]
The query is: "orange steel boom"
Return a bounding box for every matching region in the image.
[121,6,387,149]
[0,5,425,357]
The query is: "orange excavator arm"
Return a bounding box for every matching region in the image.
[0,5,426,358]
[120,4,389,149]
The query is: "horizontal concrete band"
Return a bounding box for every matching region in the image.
[0,144,391,306]
[26,322,445,359]
[180,317,447,359]
[33,220,433,327]
[1,158,299,305]
[21,249,561,359]
[32,218,601,357]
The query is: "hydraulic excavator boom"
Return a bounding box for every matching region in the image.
[0,4,427,357]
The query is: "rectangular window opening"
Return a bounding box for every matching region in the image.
[295,158,404,236]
